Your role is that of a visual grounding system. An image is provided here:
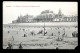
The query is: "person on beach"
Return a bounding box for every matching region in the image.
[6,42,13,49]
[19,42,23,49]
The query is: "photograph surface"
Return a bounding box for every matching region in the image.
[3,1,78,49]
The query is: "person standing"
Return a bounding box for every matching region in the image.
[8,31,10,34]
[6,42,13,49]
[51,33,53,36]
[19,42,23,49]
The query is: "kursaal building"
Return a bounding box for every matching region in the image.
[12,9,78,23]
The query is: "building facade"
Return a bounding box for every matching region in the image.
[12,9,78,23]
[12,14,34,23]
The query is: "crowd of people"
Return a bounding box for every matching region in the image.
[4,26,78,49]
[7,26,78,37]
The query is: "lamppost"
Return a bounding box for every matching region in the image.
[43,23,45,36]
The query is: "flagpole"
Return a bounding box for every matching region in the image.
[44,23,45,36]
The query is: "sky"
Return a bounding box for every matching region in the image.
[3,1,78,24]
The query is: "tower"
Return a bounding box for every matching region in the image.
[58,9,62,16]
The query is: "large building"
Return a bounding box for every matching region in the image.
[12,9,78,23]
[12,14,34,23]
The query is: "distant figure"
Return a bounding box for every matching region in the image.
[56,37,63,41]
[56,43,58,45]
[38,30,43,34]
[56,47,59,49]
[24,34,27,37]
[23,29,25,31]
[62,33,65,37]
[45,31,47,34]
[31,31,35,36]
[8,31,9,34]
[12,36,14,41]
[19,42,23,49]
[56,43,59,49]
[58,31,60,35]
[72,31,78,37]
[51,33,53,36]
[6,46,9,49]
[6,42,13,49]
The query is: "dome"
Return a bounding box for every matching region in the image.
[41,10,54,14]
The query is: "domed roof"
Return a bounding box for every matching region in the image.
[41,10,53,14]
